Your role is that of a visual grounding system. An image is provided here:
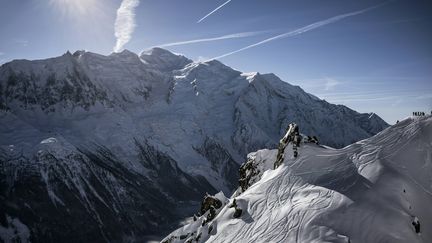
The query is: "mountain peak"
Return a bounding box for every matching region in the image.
[72,50,86,58]
[140,47,192,71]
[109,49,140,61]
[141,47,175,56]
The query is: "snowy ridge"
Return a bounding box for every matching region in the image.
[163,116,432,243]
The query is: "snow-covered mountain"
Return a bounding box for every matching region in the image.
[0,48,388,242]
[163,116,432,243]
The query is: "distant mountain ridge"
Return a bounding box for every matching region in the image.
[0,48,388,242]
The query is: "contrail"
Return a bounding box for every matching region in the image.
[209,2,391,61]
[157,31,267,48]
[197,0,232,23]
[113,0,140,52]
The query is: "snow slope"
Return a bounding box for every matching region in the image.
[0,48,388,241]
[163,115,432,243]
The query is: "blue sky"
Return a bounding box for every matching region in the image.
[0,0,431,124]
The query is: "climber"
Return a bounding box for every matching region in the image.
[412,216,420,234]
[274,123,302,169]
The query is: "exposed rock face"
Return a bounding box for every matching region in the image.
[161,192,229,243]
[199,194,223,217]
[238,157,261,192]
[194,137,239,189]
[228,199,243,219]
[238,150,277,193]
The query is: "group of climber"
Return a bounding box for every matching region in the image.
[274,122,319,169]
[413,111,427,116]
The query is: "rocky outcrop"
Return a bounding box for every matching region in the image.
[238,149,277,193]
[161,192,229,243]
[199,194,223,217]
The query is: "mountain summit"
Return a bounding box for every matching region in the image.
[140,47,193,71]
[0,48,388,242]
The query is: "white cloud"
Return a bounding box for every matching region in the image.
[197,0,232,23]
[14,39,29,47]
[157,31,266,48]
[113,0,140,53]
[208,1,391,61]
[324,77,341,91]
